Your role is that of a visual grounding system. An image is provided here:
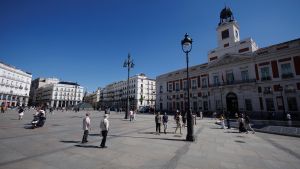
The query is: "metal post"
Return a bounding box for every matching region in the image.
[185,52,194,141]
[126,63,130,119]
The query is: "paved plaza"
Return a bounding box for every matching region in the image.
[0,109,300,169]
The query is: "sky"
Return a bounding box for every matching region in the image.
[1,0,300,92]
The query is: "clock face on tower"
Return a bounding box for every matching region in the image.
[235,30,239,39]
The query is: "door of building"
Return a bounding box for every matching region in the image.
[226,92,238,115]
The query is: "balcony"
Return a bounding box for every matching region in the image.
[281,73,294,79]
[285,88,296,93]
[261,76,271,81]
[263,89,273,94]
[210,79,256,88]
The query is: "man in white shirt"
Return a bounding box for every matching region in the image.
[100,114,109,148]
[82,113,91,143]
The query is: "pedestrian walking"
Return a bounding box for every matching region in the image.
[155,112,162,134]
[182,113,186,128]
[192,112,197,125]
[220,114,225,129]
[200,111,203,120]
[133,109,137,121]
[286,113,292,126]
[238,114,247,133]
[225,112,231,129]
[100,114,109,148]
[130,110,134,122]
[174,112,182,134]
[18,106,24,120]
[162,112,168,134]
[82,113,91,143]
[1,103,6,113]
[244,115,255,134]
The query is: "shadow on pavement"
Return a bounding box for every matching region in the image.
[109,134,185,142]
[89,133,100,136]
[75,145,99,148]
[24,126,33,129]
[60,140,81,143]
[235,140,246,143]
[224,131,240,133]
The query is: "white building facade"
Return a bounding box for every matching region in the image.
[33,79,84,108]
[0,62,32,107]
[100,73,156,111]
[156,7,300,120]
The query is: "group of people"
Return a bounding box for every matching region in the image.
[81,113,109,148]
[154,110,198,135]
[217,112,255,134]
[129,109,137,122]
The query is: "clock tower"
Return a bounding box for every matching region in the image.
[207,6,258,63]
[217,6,240,48]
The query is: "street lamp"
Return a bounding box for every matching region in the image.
[181,33,194,141]
[278,85,286,118]
[123,53,135,119]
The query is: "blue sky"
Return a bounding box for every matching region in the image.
[1,0,300,92]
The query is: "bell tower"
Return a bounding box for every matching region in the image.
[217,6,240,48]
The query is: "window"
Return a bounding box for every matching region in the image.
[183,81,187,90]
[281,63,293,78]
[192,80,197,89]
[261,67,271,80]
[202,78,207,88]
[265,98,275,111]
[168,83,172,92]
[241,70,249,81]
[263,87,272,94]
[159,86,163,93]
[287,97,298,111]
[221,29,229,39]
[213,75,219,86]
[175,83,179,91]
[226,72,234,84]
[245,99,252,111]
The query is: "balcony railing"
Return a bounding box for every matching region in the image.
[261,76,271,81]
[285,89,296,93]
[281,73,294,79]
[263,90,273,94]
[210,79,256,88]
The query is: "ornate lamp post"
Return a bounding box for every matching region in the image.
[123,53,134,119]
[181,33,194,141]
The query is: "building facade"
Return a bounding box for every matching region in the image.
[0,62,32,107]
[29,77,60,106]
[156,7,300,119]
[84,87,101,110]
[31,78,84,108]
[100,73,156,111]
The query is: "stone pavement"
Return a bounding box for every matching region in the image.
[0,109,300,169]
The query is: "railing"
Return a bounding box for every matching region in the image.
[261,76,271,81]
[281,73,294,79]
[285,89,296,93]
[210,79,256,88]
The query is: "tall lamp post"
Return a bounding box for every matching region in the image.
[181,33,194,141]
[123,53,134,119]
